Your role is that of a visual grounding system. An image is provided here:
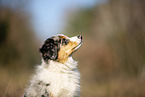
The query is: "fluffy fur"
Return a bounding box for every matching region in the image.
[23,34,83,97]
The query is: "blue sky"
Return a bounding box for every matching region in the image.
[29,0,102,40]
[1,0,104,40]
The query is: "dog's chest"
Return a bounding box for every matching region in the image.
[37,68,80,97]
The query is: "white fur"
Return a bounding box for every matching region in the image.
[69,36,80,43]
[24,57,80,97]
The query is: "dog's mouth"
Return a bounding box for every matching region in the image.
[72,35,83,51]
[70,39,83,56]
[72,41,83,51]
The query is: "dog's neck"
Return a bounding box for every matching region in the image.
[41,57,78,72]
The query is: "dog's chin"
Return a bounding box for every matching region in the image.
[74,41,83,51]
[69,41,83,56]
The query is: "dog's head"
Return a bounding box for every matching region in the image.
[39,34,83,63]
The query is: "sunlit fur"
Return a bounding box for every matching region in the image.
[23,34,82,97]
[24,57,80,97]
[58,41,78,63]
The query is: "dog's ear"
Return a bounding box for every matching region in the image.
[39,39,58,61]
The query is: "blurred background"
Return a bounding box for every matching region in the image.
[0,0,145,97]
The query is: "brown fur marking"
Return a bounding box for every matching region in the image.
[58,41,78,63]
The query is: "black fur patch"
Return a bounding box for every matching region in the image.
[62,38,69,45]
[39,38,60,61]
[39,35,70,62]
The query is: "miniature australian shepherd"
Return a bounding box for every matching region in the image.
[23,34,83,97]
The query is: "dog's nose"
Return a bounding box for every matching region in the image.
[77,35,82,40]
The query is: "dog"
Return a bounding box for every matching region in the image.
[23,34,83,97]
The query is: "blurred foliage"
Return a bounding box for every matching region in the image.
[65,0,145,97]
[0,7,40,70]
[0,6,41,96]
[65,8,95,36]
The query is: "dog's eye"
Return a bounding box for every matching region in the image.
[62,38,69,45]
